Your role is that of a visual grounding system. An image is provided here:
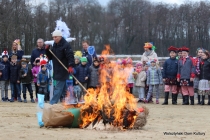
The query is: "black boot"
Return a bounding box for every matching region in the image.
[182,94,184,105]
[197,95,201,104]
[174,94,178,105]
[201,95,205,105]
[183,95,189,105]
[208,95,210,105]
[162,92,169,105]
[190,96,194,105]
[172,94,177,105]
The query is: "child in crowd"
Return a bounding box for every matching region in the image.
[74,56,81,67]
[19,59,35,103]
[0,50,10,101]
[125,58,135,94]
[194,48,204,104]
[198,50,210,105]
[134,62,146,102]
[177,46,195,105]
[176,48,184,104]
[88,58,100,89]
[75,57,89,101]
[145,59,163,104]
[32,58,40,102]
[37,60,51,102]
[9,54,22,102]
[162,46,178,105]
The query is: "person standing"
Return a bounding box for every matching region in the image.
[9,39,24,61]
[177,46,195,105]
[31,38,45,67]
[162,46,178,105]
[82,40,97,67]
[45,30,75,105]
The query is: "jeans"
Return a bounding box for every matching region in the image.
[50,80,66,105]
[136,86,145,100]
[0,80,9,98]
[10,82,21,98]
[22,83,33,99]
[146,85,160,100]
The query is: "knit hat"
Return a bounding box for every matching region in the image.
[168,46,177,53]
[135,62,143,67]
[177,48,182,52]
[2,50,9,58]
[150,59,157,63]
[80,57,87,62]
[35,58,40,63]
[144,42,153,48]
[11,54,17,60]
[121,59,127,65]
[52,30,62,37]
[40,54,48,66]
[74,55,81,60]
[126,57,133,64]
[181,46,189,52]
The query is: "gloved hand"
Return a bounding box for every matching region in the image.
[45,45,50,50]
[68,67,74,74]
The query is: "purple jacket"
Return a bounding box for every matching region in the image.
[32,65,40,83]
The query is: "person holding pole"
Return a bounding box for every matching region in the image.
[45,30,75,105]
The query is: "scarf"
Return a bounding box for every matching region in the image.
[144,50,152,56]
[22,65,28,74]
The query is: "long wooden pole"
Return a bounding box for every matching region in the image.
[48,49,88,93]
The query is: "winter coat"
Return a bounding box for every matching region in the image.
[125,67,135,84]
[199,58,210,80]
[177,57,195,79]
[162,57,178,79]
[30,47,45,67]
[135,70,147,87]
[19,66,33,84]
[46,37,75,81]
[75,64,89,83]
[141,50,158,63]
[9,50,24,61]
[37,70,51,87]
[88,65,99,87]
[0,60,10,81]
[32,65,40,83]
[9,62,21,83]
[82,49,97,67]
[147,66,163,85]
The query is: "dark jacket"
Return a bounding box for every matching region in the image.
[10,62,21,83]
[162,57,178,79]
[75,64,89,83]
[46,37,75,81]
[82,49,97,67]
[19,67,33,84]
[0,60,10,81]
[9,50,24,61]
[30,47,45,67]
[37,70,51,87]
[199,58,210,80]
[177,57,195,79]
[88,64,99,87]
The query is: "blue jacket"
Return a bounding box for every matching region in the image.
[147,66,163,85]
[30,48,45,67]
[9,50,24,61]
[10,62,21,83]
[75,64,89,83]
[162,57,178,79]
[0,61,10,81]
[178,57,195,79]
[82,49,97,67]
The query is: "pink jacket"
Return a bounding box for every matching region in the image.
[32,66,40,83]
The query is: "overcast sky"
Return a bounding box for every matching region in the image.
[98,0,201,6]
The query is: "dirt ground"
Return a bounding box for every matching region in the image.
[0,97,209,140]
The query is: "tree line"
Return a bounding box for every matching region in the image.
[0,0,210,56]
